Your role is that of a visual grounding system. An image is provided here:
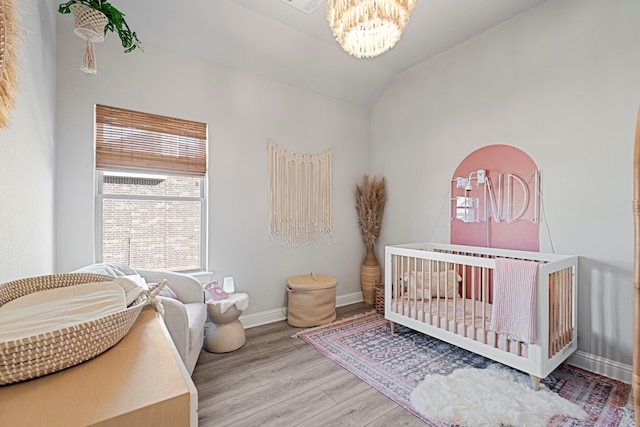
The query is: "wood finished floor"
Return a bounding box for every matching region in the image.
[192,303,427,427]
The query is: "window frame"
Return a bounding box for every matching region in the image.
[95,171,208,273]
[93,104,208,273]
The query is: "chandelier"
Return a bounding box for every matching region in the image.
[327,0,416,59]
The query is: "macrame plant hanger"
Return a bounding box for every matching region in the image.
[268,138,333,248]
[70,1,108,74]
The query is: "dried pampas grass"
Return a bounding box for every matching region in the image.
[0,0,20,129]
[355,175,387,248]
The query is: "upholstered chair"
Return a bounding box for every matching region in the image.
[73,263,206,375]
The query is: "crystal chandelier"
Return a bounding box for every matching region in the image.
[327,0,416,59]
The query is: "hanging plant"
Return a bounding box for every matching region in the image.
[58,0,142,74]
[58,0,142,52]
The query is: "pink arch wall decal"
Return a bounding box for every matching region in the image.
[450,144,540,251]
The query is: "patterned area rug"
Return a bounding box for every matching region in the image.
[296,312,634,426]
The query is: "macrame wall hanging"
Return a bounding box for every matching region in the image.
[268,138,333,248]
[0,0,20,129]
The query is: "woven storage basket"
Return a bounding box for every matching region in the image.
[0,273,163,386]
[70,3,108,42]
[374,283,385,314]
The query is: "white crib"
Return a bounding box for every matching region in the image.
[384,242,578,389]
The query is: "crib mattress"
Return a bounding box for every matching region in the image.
[390,297,528,357]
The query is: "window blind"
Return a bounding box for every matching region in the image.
[95,105,207,176]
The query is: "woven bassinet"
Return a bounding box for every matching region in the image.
[0,273,162,386]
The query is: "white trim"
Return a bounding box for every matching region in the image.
[100,193,203,202]
[336,291,365,307]
[240,292,364,329]
[240,307,287,329]
[103,171,168,180]
[236,294,632,386]
[95,171,207,271]
[567,350,632,384]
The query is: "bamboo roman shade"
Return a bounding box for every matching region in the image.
[95,105,207,176]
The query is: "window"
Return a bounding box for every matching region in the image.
[95,105,207,272]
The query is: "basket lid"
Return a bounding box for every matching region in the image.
[287,274,337,291]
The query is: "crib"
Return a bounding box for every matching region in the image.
[384,242,578,390]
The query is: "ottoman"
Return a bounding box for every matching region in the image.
[287,274,337,327]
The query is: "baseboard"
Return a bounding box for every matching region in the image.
[238,301,631,385]
[568,350,632,384]
[240,292,364,329]
[336,291,365,307]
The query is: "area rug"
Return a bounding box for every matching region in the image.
[296,312,634,427]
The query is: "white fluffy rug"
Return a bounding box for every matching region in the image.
[409,364,589,427]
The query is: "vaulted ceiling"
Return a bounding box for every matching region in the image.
[103,0,547,107]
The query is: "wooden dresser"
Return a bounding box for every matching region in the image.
[0,306,197,426]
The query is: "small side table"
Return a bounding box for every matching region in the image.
[204,293,248,353]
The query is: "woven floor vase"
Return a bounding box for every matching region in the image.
[360,245,380,305]
[70,3,108,42]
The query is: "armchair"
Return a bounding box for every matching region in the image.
[136,269,206,375]
[73,263,207,375]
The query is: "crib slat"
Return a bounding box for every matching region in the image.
[411,256,417,321]
[453,262,459,335]
[419,259,423,322]
[392,254,397,315]
[548,273,556,357]
[461,262,466,338]
[559,269,566,350]
[395,254,399,315]
[403,255,409,317]
[563,267,572,347]
[436,261,441,329]
[558,270,563,349]
[551,271,558,356]
[560,268,566,349]
[567,267,572,345]
[560,269,566,349]
[482,266,488,344]
[553,272,562,354]
[471,266,476,341]
[568,267,572,344]
[427,259,433,325]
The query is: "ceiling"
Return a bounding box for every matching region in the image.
[108,0,547,107]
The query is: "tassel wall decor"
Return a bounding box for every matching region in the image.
[268,138,332,248]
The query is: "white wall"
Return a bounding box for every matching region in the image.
[372,0,640,371]
[2,0,632,386]
[55,23,370,316]
[0,1,56,283]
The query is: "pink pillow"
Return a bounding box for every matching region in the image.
[153,283,179,300]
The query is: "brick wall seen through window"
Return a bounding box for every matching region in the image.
[101,175,202,271]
